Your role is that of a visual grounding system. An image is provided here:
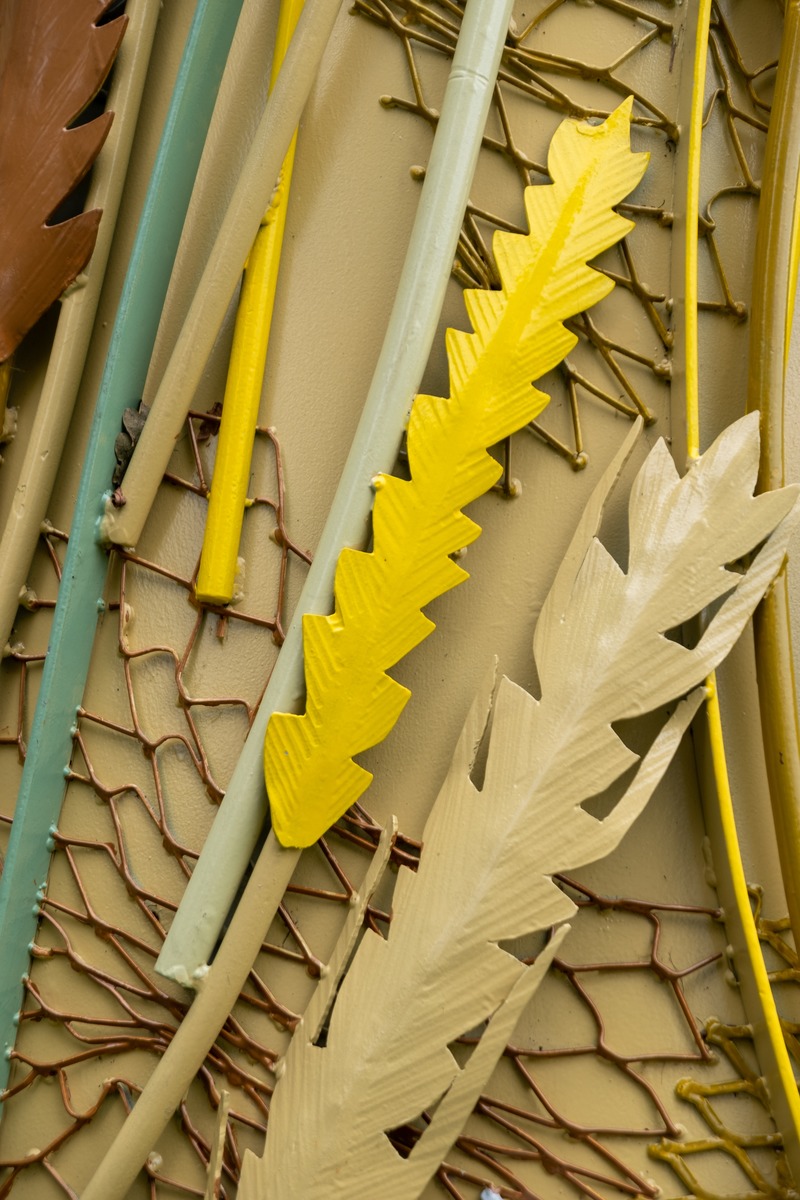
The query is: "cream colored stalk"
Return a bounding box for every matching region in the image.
[240,412,800,1200]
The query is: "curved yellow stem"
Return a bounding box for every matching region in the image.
[699,680,800,1169]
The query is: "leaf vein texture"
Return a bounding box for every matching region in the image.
[265,97,649,848]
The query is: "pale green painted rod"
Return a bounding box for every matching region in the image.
[0,0,243,1102]
[157,0,515,985]
[85,10,515,1195]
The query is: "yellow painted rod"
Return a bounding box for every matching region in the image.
[195,0,304,605]
[681,0,800,1175]
[194,141,296,602]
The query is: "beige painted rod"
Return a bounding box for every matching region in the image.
[82,833,300,1200]
[747,0,800,948]
[0,0,161,652]
[100,0,344,548]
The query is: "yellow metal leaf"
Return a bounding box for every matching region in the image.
[265,97,648,848]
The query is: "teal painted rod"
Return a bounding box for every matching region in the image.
[0,0,244,1100]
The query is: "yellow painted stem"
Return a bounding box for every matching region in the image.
[681,0,800,1176]
[101,0,341,549]
[698,681,800,1170]
[746,0,800,950]
[195,0,304,605]
[670,0,708,468]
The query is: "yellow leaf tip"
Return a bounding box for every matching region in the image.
[264,96,651,851]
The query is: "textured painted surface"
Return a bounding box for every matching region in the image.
[266,101,648,849]
[84,7,527,1190]
[0,0,126,361]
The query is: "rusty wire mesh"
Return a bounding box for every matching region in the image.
[0,1,796,1198]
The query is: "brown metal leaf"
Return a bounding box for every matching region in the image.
[112,399,149,487]
[0,0,127,362]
